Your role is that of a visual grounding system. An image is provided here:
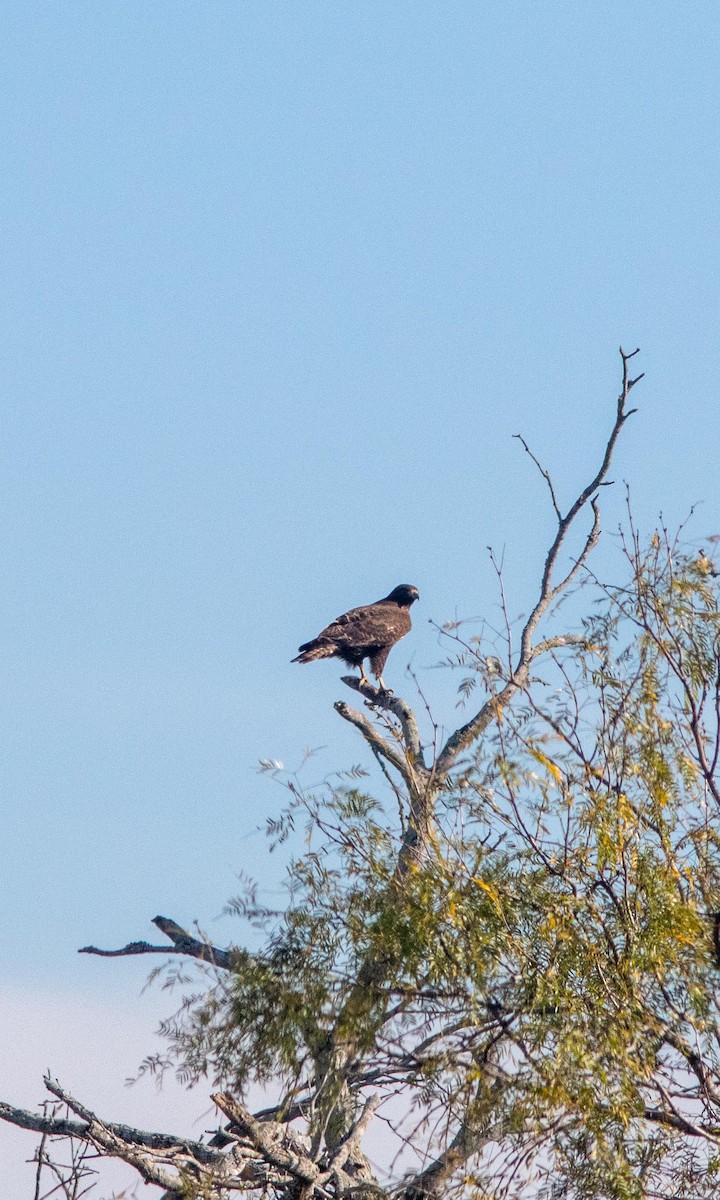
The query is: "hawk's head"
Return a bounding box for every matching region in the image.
[384,584,420,607]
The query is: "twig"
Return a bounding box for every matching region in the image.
[513,434,562,521]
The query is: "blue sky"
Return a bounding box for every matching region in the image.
[2,1,720,1190]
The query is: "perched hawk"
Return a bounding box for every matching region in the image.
[293,584,420,690]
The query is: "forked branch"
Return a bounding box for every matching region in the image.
[436,347,641,775]
[339,675,425,769]
[2,1077,342,1197]
[334,700,418,790]
[5,1076,214,1192]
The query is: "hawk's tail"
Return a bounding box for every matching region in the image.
[292,640,336,664]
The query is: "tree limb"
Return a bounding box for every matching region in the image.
[531,633,591,659]
[0,1096,220,1165]
[212,1091,320,1185]
[643,1106,720,1140]
[2,1078,340,1197]
[436,347,641,776]
[328,1093,379,1168]
[9,1077,221,1193]
[334,701,415,787]
[401,1088,509,1200]
[79,915,233,970]
[340,676,426,770]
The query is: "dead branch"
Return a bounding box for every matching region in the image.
[212,1092,320,1185]
[339,675,426,769]
[46,1077,221,1166]
[334,700,416,788]
[2,1078,341,1198]
[79,915,233,970]
[0,1077,226,1194]
[0,1102,94,1144]
[435,347,641,776]
[0,1092,218,1165]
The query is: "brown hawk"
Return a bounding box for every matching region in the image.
[293,584,419,690]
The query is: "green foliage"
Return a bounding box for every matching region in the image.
[154,531,720,1199]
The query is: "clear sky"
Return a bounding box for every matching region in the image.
[2,2,720,1191]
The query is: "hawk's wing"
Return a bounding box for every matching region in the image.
[319,602,401,649]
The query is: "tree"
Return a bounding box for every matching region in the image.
[6,349,720,1200]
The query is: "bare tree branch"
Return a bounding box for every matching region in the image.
[2,1079,339,1197]
[1,1095,217,1169]
[79,915,233,970]
[41,1078,220,1163]
[401,1086,510,1200]
[435,347,641,776]
[0,1102,95,1144]
[212,1091,320,1186]
[334,700,415,787]
[4,1078,219,1193]
[339,676,426,770]
[643,1107,720,1140]
[513,434,562,521]
[328,1093,379,1170]
[531,633,590,659]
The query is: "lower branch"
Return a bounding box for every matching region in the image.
[0,1092,218,1164]
[1,1077,223,1195]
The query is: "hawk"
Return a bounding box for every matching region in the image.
[293,584,420,690]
